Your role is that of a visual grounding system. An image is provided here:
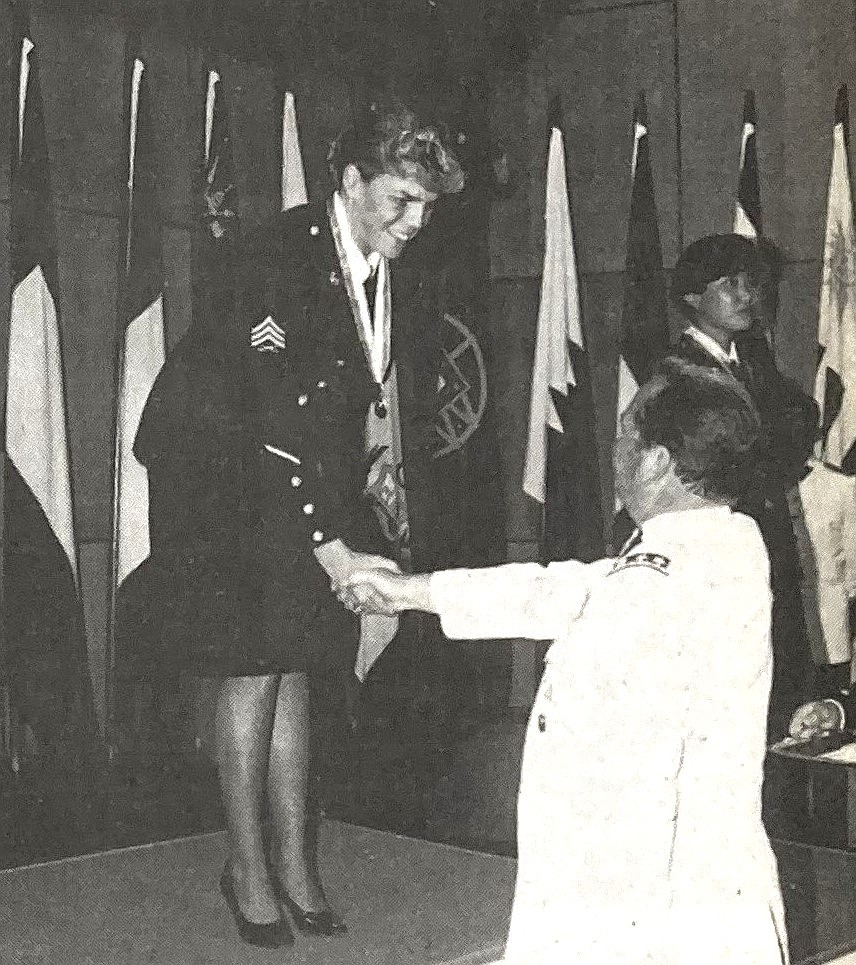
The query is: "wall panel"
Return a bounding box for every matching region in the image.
[546,1,680,274]
[29,7,125,217]
[775,0,856,263]
[677,0,786,246]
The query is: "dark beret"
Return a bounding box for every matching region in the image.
[671,233,763,299]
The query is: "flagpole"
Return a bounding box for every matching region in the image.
[106,54,141,762]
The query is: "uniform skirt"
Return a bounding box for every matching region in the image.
[115,546,359,678]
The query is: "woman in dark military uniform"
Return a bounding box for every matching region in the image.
[125,99,464,947]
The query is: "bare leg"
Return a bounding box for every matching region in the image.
[216,674,280,923]
[267,671,328,910]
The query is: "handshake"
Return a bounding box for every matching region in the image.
[313,539,432,617]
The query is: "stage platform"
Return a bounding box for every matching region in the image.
[6,816,856,963]
[0,821,512,965]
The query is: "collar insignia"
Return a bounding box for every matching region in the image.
[251,316,285,352]
[608,552,671,577]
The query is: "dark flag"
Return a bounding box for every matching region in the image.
[4,33,98,769]
[195,63,239,333]
[616,92,669,419]
[815,85,856,472]
[523,102,603,562]
[109,57,166,749]
[734,90,762,239]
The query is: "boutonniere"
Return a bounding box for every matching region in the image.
[329,270,341,286]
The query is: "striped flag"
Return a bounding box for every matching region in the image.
[4,32,97,766]
[281,90,308,211]
[110,57,166,734]
[815,85,856,472]
[734,90,762,239]
[616,92,669,421]
[523,109,603,561]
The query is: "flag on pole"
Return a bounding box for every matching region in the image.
[196,64,239,331]
[734,90,762,239]
[523,105,603,561]
[5,32,97,766]
[281,90,308,211]
[110,57,166,739]
[815,85,856,472]
[617,92,669,421]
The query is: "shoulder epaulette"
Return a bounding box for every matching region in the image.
[608,552,671,577]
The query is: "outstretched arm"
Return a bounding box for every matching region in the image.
[338,560,590,640]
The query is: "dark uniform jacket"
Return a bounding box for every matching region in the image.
[117,202,449,676]
[673,329,819,734]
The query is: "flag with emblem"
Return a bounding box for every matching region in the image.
[110,57,167,739]
[815,85,856,472]
[616,92,669,421]
[734,90,762,239]
[282,90,308,211]
[194,63,239,332]
[523,104,603,561]
[3,31,98,767]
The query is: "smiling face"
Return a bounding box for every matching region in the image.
[342,163,439,259]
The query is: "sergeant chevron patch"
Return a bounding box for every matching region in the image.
[251,316,285,352]
[608,552,671,577]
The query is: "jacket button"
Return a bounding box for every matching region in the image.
[309,224,319,236]
[297,394,308,406]
[302,503,314,515]
[537,714,546,732]
[291,476,302,488]
[312,530,324,543]
[336,359,345,367]
[316,380,327,389]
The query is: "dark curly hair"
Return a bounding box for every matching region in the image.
[631,358,762,506]
[327,95,465,195]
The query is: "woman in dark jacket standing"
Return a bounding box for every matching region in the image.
[121,99,464,948]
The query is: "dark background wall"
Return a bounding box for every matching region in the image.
[0,0,853,720]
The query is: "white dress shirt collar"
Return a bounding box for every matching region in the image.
[333,191,381,286]
[685,325,740,366]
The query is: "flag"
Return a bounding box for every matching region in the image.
[815,85,856,472]
[617,92,669,420]
[196,64,239,331]
[281,90,308,211]
[4,32,97,766]
[110,57,166,737]
[734,90,762,239]
[523,109,603,561]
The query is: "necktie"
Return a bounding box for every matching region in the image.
[364,266,378,310]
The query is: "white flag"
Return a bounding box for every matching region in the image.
[282,91,308,211]
[522,127,583,503]
[113,58,166,589]
[816,86,856,471]
[7,36,78,584]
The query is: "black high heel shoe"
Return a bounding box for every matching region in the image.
[219,870,295,948]
[271,878,347,935]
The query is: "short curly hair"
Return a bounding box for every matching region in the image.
[327,95,465,196]
[631,358,762,506]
